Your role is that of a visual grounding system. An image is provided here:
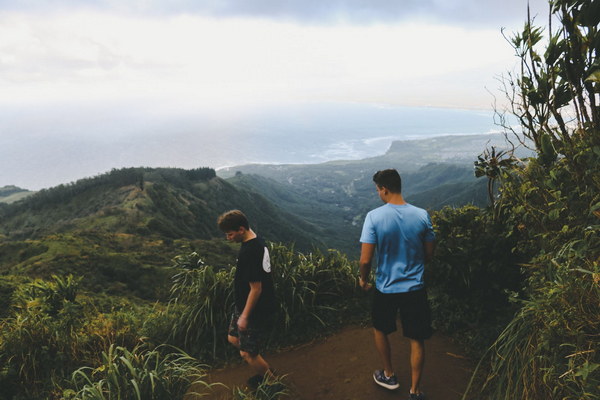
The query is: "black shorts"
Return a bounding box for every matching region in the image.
[228,311,269,356]
[372,288,433,340]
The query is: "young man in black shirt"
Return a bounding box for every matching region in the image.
[218,210,276,387]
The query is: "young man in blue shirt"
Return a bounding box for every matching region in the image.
[359,169,435,400]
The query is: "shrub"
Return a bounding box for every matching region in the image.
[427,205,525,353]
[63,343,208,400]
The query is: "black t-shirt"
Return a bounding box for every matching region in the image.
[234,236,275,321]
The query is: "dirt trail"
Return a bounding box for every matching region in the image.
[193,325,475,400]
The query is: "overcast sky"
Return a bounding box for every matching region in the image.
[1,0,550,189]
[0,0,551,109]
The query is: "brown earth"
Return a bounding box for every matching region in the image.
[190,324,475,400]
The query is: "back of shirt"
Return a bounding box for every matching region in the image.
[360,203,435,293]
[234,236,275,321]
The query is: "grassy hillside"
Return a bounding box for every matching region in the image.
[0,168,322,248]
[0,167,328,302]
[0,185,35,204]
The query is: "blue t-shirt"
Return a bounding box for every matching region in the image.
[360,203,435,293]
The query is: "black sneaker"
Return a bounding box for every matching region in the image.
[408,391,426,400]
[247,374,263,389]
[373,369,399,390]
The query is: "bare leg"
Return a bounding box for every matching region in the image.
[228,335,240,348]
[409,339,425,394]
[373,328,394,377]
[240,351,271,376]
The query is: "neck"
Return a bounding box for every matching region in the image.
[386,193,406,205]
[242,228,257,242]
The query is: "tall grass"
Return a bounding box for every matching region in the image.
[0,275,151,399]
[464,230,600,399]
[63,343,209,400]
[167,252,236,361]
[231,375,290,400]
[0,275,85,398]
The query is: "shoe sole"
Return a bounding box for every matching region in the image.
[373,374,399,390]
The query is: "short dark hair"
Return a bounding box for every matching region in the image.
[217,210,250,232]
[373,169,402,193]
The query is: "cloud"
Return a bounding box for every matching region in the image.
[1,0,550,26]
[0,11,516,110]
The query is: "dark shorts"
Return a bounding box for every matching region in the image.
[228,311,269,355]
[372,288,433,340]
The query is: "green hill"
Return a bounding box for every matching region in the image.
[0,167,325,300]
[0,185,35,204]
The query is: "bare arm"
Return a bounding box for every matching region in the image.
[424,240,435,263]
[359,242,375,290]
[238,281,262,331]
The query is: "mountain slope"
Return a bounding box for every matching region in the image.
[0,167,327,299]
[0,167,322,250]
[0,185,35,204]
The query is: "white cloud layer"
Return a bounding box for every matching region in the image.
[0,9,528,109]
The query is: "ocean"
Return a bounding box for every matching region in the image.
[1,102,500,190]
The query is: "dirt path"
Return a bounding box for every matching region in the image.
[192,325,475,399]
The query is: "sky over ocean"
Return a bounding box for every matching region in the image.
[2,103,500,190]
[0,0,549,190]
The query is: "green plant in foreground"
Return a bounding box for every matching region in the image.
[64,343,209,400]
[0,274,85,398]
[167,252,235,361]
[232,375,290,400]
[464,228,599,400]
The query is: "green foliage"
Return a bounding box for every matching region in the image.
[0,275,153,399]
[0,275,85,398]
[268,244,364,337]
[467,229,599,400]
[166,253,236,361]
[474,146,517,210]
[427,206,524,353]
[64,343,208,400]
[231,375,290,400]
[464,1,600,398]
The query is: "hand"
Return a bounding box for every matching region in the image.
[237,315,249,331]
[358,277,372,291]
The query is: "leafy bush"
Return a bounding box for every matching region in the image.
[461,1,600,397]
[63,343,208,400]
[427,205,525,353]
[467,228,599,400]
[0,276,151,399]
[231,375,290,400]
[166,253,236,361]
[0,275,84,399]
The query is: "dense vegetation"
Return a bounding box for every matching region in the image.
[0,167,321,250]
[460,1,598,397]
[0,244,364,399]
